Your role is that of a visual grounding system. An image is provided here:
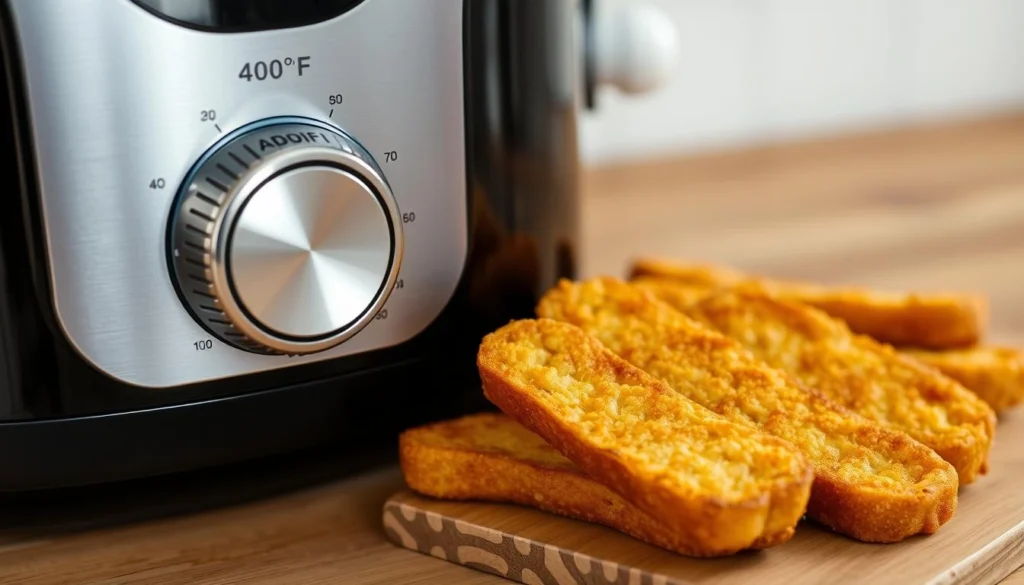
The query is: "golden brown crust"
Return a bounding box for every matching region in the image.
[629,257,988,350]
[536,277,960,543]
[631,276,717,307]
[476,318,814,556]
[798,291,987,351]
[628,258,747,287]
[633,276,1001,474]
[667,289,997,484]
[399,413,795,556]
[902,346,1024,414]
[632,275,1015,418]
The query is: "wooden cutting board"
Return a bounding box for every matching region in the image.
[382,408,1024,585]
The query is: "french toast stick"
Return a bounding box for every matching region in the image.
[399,413,797,555]
[629,258,988,350]
[632,277,1020,415]
[476,318,814,556]
[631,276,716,307]
[656,288,997,484]
[902,347,1024,414]
[536,278,960,543]
[628,258,747,288]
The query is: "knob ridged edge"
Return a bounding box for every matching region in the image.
[172,143,283,355]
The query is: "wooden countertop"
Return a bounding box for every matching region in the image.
[580,112,1024,345]
[4,112,1024,584]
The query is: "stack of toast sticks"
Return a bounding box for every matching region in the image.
[399,258,1022,557]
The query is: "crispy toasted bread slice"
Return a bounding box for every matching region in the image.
[629,258,988,350]
[631,277,1021,416]
[632,276,716,307]
[476,318,813,556]
[536,278,960,543]
[399,413,798,556]
[653,287,997,484]
[629,258,748,287]
[902,347,1024,414]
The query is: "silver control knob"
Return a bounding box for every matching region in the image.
[168,120,403,355]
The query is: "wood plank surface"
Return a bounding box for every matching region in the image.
[580,112,1024,346]
[2,113,1024,584]
[386,409,1024,585]
[1005,568,1024,585]
[0,467,498,585]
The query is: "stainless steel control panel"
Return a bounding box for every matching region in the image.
[7,0,468,387]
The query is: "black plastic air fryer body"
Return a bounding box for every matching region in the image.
[0,0,584,491]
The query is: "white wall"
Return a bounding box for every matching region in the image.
[580,0,1024,166]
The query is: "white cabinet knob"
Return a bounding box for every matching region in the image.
[589,0,679,95]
